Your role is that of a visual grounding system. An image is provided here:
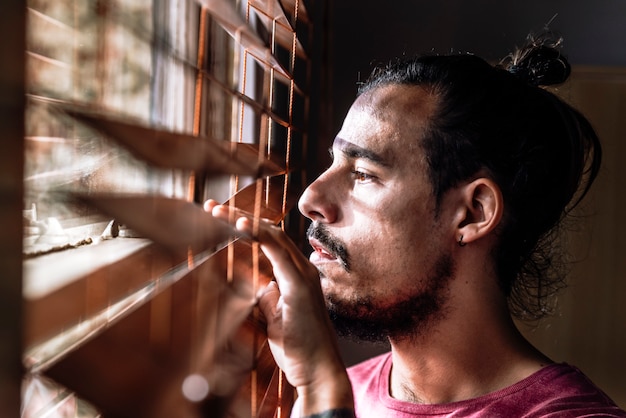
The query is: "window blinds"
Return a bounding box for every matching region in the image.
[22,0,321,416]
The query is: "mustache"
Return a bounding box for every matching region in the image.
[307,222,351,271]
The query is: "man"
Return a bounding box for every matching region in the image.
[208,33,625,417]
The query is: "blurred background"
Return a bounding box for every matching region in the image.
[327,0,626,132]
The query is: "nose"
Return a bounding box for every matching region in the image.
[298,172,338,223]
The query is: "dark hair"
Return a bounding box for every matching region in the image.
[358,32,602,321]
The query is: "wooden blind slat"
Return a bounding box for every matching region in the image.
[279,0,310,24]
[199,0,293,79]
[23,0,320,414]
[223,175,299,224]
[251,0,292,29]
[202,70,306,128]
[249,0,307,59]
[42,237,275,417]
[70,194,233,255]
[61,106,286,176]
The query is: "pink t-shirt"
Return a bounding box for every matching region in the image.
[348,352,625,417]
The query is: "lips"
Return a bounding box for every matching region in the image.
[306,223,350,271]
[309,237,337,261]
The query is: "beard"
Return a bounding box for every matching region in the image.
[325,252,454,343]
[306,221,455,343]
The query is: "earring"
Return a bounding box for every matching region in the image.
[458,235,466,247]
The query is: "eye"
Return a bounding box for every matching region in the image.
[351,169,375,183]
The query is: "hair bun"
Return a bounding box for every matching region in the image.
[501,32,571,87]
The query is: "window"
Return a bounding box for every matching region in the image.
[22,0,324,416]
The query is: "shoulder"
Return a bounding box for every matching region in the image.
[346,353,391,403]
[514,363,626,417]
[346,352,391,385]
[345,352,392,417]
[535,363,613,398]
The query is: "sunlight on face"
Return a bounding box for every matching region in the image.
[299,85,454,341]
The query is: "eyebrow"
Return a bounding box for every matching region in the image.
[332,137,392,168]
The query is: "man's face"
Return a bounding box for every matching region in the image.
[298,84,456,342]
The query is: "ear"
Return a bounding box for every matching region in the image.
[453,178,503,246]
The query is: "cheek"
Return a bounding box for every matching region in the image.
[355,202,439,269]
[374,200,432,245]
[349,218,422,276]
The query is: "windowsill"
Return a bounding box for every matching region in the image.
[23,237,152,300]
[23,237,184,350]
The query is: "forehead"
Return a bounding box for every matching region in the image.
[335,84,438,161]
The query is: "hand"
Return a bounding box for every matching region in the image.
[204,200,354,416]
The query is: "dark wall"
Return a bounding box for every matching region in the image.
[328,1,626,133]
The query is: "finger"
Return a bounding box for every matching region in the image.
[256,281,287,368]
[235,216,316,278]
[210,203,242,223]
[212,205,321,294]
[211,203,277,224]
[203,199,220,212]
[257,281,281,322]
[212,204,299,259]
[255,237,323,307]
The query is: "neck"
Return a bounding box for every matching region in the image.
[387,280,551,404]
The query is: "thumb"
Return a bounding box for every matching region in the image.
[256,281,286,368]
[257,281,281,328]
